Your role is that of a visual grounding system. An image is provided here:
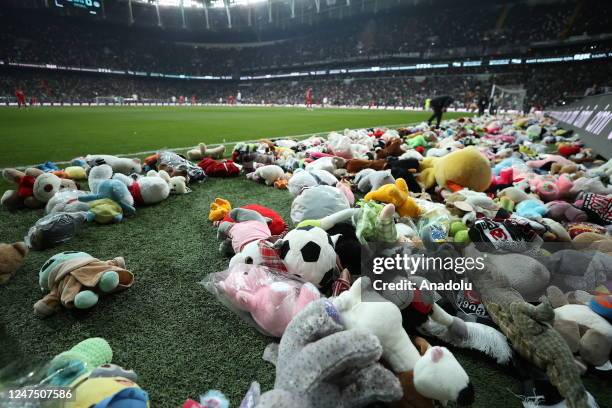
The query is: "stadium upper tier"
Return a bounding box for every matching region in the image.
[1,0,611,77]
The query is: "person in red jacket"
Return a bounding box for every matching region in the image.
[305,87,313,110]
[15,89,27,108]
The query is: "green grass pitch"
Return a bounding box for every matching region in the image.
[0,106,610,408]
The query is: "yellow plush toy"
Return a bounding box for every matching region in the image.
[208,197,232,221]
[417,146,491,192]
[69,376,149,408]
[364,178,421,218]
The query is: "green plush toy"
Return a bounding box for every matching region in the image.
[87,199,123,224]
[47,337,113,386]
[407,134,428,149]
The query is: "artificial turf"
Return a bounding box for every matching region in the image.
[0,106,610,408]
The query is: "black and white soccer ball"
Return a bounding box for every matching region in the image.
[278,226,338,286]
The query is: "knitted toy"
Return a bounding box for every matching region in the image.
[197,158,240,177]
[247,165,287,186]
[465,244,589,408]
[87,199,124,224]
[47,338,149,407]
[85,154,142,175]
[187,143,226,160]
[216,263,320,337]
[355,169,395,193]
[113,172,170,206]
[0,242,28,284]
[546,286,612,368]
[34,251,135,317]
[243,299,403,407]
[418,146,491,192]
[364,178,421,218]
[333,278,475,406]
[78,165,136,215]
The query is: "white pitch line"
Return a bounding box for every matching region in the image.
[1,121,419,171]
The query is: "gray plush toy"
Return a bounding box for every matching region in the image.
[355,169,396,193]
[239,299,403,408]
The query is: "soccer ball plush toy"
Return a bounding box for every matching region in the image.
[277,226,338,287]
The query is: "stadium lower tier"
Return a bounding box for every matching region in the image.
[1,60,611,110]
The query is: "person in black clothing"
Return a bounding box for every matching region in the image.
[427,95,454,128]
[477,93,489,116]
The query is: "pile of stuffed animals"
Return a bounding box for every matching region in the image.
[1,113,611,408]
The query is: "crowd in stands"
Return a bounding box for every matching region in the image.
[1,0,610,76]
[2,61,610,110]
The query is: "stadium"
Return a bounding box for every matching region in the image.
[0,0,611,407]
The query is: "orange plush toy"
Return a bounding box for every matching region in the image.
[365,178,421,218]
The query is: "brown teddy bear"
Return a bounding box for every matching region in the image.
[1,168,77,211]
[0,242,28,284]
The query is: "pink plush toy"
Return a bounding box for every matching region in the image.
[528,174,573,202]
[219,264,321,337]
[490,167,513,189]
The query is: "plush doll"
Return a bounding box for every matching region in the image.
[290,185,350,224]
[333,278,475,406]
[1,167,45,209]
[386,157,422,193]
[546,201,588,223]
[355,169,395,193]
[113,173,170,206]
[34,251,135,317]
[220,204,287,236]
[197,158,240,177]
[209,198,232,222]
[528,174,573,202]
[46,338,149,407]
[187,143,226,160]
[546,286,612,368]
[346,158,388,173]
[418,146,492,192]
[287,169,338,197]
[217,263,320,337]
[364,178,421,218]
[78,165,136,215]
[406,135,428,149]
[147,169,191,194]
[0,242,28,284]
[217,210,271,256]
[276,226,339,287]
[86,154,142,175]
[87,199,124,224]
[247,165,287,186]
[243,299,402,407]
[516,199,548,219]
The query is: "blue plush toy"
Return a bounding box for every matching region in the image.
[78,164,136,215]
[515,199,547,219]
[37,161,60,172]
[493,157,524,176]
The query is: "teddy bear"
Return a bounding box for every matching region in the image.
[247,165,288,186]
[333,277,474,406]
[197,158,240,177]
[78,165,136,215]
[244,299,403,407]
[186,143,226,160]
[386,157,422,193]
[364,178,421,218]
[546,286,612,368]
[113,172,170,206]
[85,154,142,175]
[0,242,28,284]
[418,146,492,192]
[376,138,405,159]
[346,158,388,173]
[34,251,135,317]
[355,169,395,193]
[216,263,321,337]
[1,168,72,210]
[147,169,191,194]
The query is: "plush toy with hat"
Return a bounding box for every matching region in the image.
[417,146,492,192]
[241,298,403,407]
[212,263,320,337]
[364,178,421,218]
[34,251,135,317]
[0,242,28,285]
